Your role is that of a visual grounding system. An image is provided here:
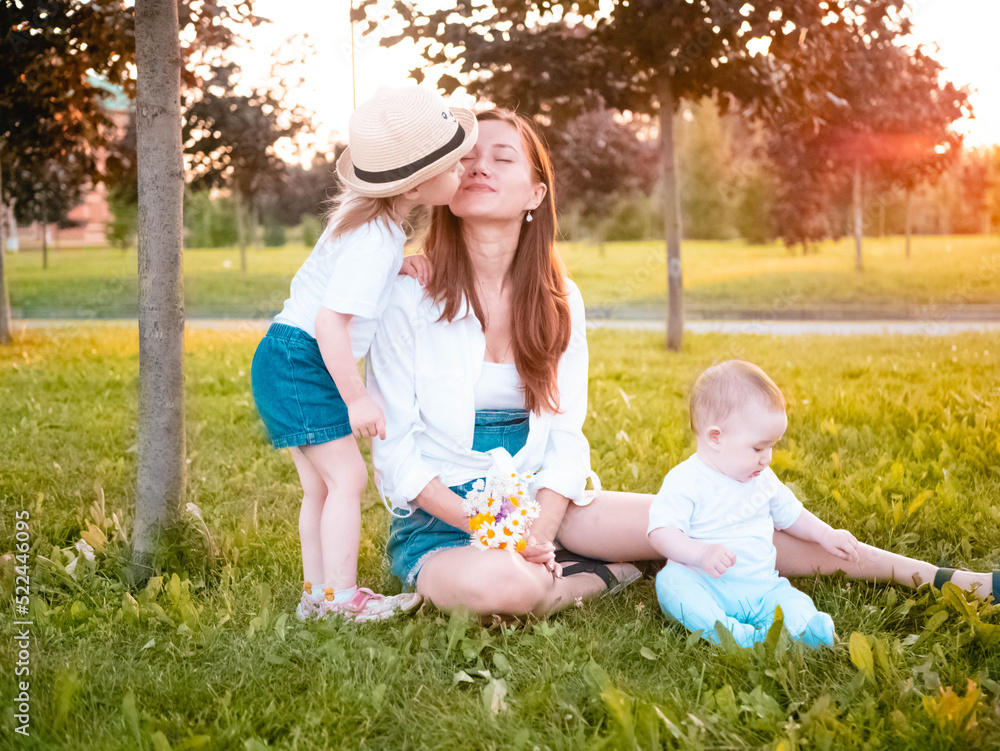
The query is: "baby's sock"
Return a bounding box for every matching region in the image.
[324,586,358,605]
[800,612,835,648]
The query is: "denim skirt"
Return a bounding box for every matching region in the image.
[250,323,352,449]
[386,408,530,587]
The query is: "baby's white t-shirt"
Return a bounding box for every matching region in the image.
[274,218,406,360]
[647,454,804,580]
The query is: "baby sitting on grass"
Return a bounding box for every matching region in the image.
[647,360,859,647]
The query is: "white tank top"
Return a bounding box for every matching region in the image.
[473,362,525,411]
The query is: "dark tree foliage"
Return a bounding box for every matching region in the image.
[766,127,847,253]
[176,0,264,86]
[0,1,135,205]
[363,0,781,121]
[257,150,344,228]
[0,0,134,340]
[1,1,269,279]
[12,156,86,228]
[13,156,88,267]
[355,0,866,349]
[183,64,305,200]
[761,6,971,256]
[183,63,309,265]
[546,108,658,224]
[2,0,265,208]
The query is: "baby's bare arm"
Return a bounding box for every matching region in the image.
[648,526,736,579]
[784,510,859,561]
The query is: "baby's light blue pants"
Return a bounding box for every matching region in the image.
[655,564,835,648]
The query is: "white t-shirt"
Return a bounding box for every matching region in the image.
[648,454,804,581]
[473,362,525,411]
[274,218,406,360]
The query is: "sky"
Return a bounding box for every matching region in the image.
[238,0,1000,160]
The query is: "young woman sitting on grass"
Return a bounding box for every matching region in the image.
[367,108,999,618]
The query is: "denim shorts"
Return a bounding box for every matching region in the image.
[250,323,352,449]
[386,408,530,587]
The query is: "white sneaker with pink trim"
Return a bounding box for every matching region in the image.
[321,587,422,623]
[294,582,324,621]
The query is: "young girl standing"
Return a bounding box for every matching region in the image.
[251,87,478,621]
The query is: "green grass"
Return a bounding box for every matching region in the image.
[1,327,999,748]
[562,235,1000,312]
[8,235,1000,319]
[6,246,312,319]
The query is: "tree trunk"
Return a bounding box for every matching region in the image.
[853,161,863,273]
[42,216,48,271]
[658,76,683,352]
[0,156,10,345]
[252,200,261,251]
[133,0,186,580]
[905,187,912,261]
[234,187,247,277]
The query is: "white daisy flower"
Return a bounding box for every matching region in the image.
[75,539,96,562]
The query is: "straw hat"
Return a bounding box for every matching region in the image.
[336,86,478,198]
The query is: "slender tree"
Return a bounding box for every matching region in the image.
[12,157,87,270]
[132,0,186,576]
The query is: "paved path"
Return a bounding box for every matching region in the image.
[15,318,1000,336]
[589,319,1000,336]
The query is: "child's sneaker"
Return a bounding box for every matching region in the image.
[295,582,324,621]
[322,587,422,623]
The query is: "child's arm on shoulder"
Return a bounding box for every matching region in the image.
[314,306,385,440]
[648,526,736,579]
[399,254,432,285]
[783,510,859,561]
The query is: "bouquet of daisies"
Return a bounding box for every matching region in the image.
[462,451,541,553]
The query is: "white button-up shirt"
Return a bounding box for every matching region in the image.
[367,276,593,516]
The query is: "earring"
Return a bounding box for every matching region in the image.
[525,210,533,223]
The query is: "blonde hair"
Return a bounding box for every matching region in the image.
[689,360,786,434]
[323,188,420,241]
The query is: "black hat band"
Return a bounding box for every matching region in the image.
[353,123,466,185]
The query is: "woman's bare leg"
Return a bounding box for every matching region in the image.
[416,545,627,616]
[557,491,662,562]
[558,492,995,599]
[773,530,994,598]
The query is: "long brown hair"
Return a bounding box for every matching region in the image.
[424,109,571,414]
